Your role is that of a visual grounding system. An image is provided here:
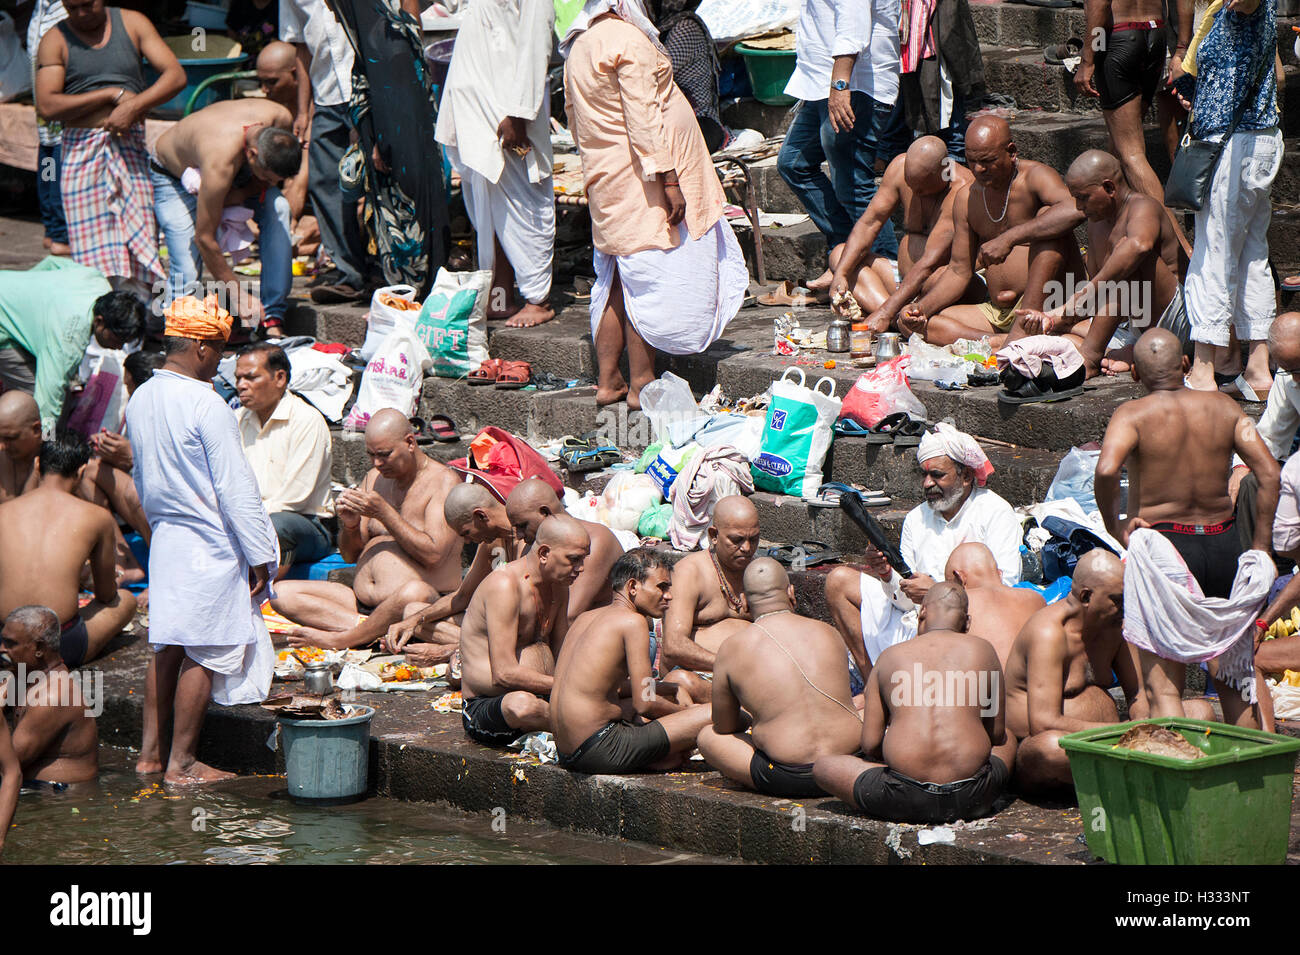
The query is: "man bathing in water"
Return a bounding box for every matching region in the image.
[901,116,1087,346]
[661,495,761,703]
[1096,328,1280,727]
[1,606,98,786]
[1004,550,1155,794]
[814,583,1014,823]
[1017,149,1184,378]
[272,410,464,650]
[698,558,861,798]
[460,515,589,747]
[0,392,42,502]
[552,548,710,774]
[0,432,136,669]
[383,481,521,665]
[829,136,981,333]
[944,543,1044,670]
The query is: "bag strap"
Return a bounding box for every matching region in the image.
[1187,34,1276,141]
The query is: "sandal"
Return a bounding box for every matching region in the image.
[865,412,910,444]
[997,366,1086,405]
[795,539,842,568]
[807,481,890,508]
[468,358,502,385]
[560,445,622,473]
[834,416,874,438]
[892,416,928,447]
[428,414,459,442]
[1043,38,1082,65]
[494,360,532,389]
[757,279,824,307]
[409,416,437,446]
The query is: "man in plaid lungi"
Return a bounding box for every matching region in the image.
[33,0,185,289]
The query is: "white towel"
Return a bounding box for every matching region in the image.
[1123,528,1275,700]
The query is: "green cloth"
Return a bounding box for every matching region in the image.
[637,502,673,539]
[0,257,110,435]
[554,0,586,38]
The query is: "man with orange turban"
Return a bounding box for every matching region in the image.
[126,295,279,783]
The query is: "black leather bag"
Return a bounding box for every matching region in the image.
[1164,43,1275,212]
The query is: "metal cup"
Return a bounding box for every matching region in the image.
[875,332,902,362]
[303,660,333,695]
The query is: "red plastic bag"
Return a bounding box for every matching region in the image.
[838,357,926,429]
[449,426,562,502]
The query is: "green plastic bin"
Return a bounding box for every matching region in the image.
[1059,718,1300,865]
[278,704,374,805]
[735,44,797,107]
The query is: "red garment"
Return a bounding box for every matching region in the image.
[450,426,562,502]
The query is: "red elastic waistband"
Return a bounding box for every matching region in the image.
[1111,19,1163,32]
[1149,519,1234,535]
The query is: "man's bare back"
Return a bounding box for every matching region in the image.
[0,488,115,623]
[965,584,1046,670]
[459,558,562,701]
[551,603,648,752]
[153,98,293,180]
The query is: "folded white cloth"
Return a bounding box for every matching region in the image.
[1123,527,1275,700]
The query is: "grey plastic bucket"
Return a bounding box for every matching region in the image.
[278,704,374,805]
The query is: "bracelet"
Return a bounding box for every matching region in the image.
[1257,618,1270,630]
[662,179,679,187]
[112,89,125,104]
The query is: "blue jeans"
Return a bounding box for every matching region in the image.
[37,142,68,245]
[778,92,901,257]
[271,511,333,566]
[308,103,367,288]
[939,92,969,165]
[151,167,292,323]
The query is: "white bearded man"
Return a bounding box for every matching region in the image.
[824,423,1022,676]
[435,0,557,328]
[127,295,278,784]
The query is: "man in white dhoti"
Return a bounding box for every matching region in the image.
[824,424,1021,678]
[127,295,279,784]
[435,0,557,328]
[562,0,747,409]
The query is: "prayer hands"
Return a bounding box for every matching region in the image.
[899,574,934,604]
[497,116,532,157]
[1074,62,1098,98]
[977,235,1014,268]
[828,86,855,133]
[337,488,388,520]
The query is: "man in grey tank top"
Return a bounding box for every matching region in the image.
[34,0,184,291]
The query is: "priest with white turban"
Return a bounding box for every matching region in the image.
[825,423,1022,676]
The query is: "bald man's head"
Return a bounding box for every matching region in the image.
[1074,548,1123,592]
[965,116,1016,188]
[1066,150,1122,188]
[364,409,419,479]
[709,495,761,570]
[534,514,590,584]
[944,542,1002,589]
[1072,548,1124,629]
[903,136,952,195]
[742,556,793,613]
[1065,150,1126,221]
[1131,328,1185,389]
[256,41,299,105]
[505,478,563,543]
[1269,312,1300,370]
[0,392,42,462]
[919,581,970,634]
[443,482,504,541]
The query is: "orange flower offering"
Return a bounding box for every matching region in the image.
[163,294,233,340]
[377,292,421,312]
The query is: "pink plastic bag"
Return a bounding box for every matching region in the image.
[838,357,926,428]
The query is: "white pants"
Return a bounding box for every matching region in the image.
[1184,127,1283,347]
[858,571,917,665]
[451,146,555,304]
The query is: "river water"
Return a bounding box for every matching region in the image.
[2,748,714,865]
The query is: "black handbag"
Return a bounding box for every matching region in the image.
[1164,41,1275,212]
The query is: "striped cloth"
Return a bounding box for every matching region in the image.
[61,124,164,286]
[900,0,937,74]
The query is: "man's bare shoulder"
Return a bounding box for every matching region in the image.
[671,550,708,582]
[579,518,620,551]
[1021,158,1067,190]
[1021,608,1067,654]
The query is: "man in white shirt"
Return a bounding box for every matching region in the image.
[776,0,908,290]
[234,343,333,572]
[280,0,367,304]
[435,0,556,328]
[825,424,1022,677]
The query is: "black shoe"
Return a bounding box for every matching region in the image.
[307,267,343,289]
[310,282,367,305]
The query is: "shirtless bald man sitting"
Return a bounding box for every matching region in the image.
[460,515,589,747]
[271,409,464,650]
[661,495,761,703]
[901,115,1087,346]
[698,558,862,798]
[0,432,136,668]
[830,136,982,333]
[507,478,623,620]
[944,542,1044,669]
[814,583,1015,823]
[0,392,42,503]
[382,481,520,664]
[0,606,98,786]
[1004,550,1172,795]
[552,548,711,774]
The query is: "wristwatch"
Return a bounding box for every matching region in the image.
[832,79,849,91]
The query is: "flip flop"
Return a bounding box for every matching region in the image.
[408,416,437,446]
[892,417,927,447]
[1282,275,1300,291]
[796,540,843,567]
[560,445,621,473]
[834,416,873,437]
[839,491,913,578]
[997,379,1085,404]
[865,412,910,444]
[1221,374,1265,403]
[427,414,459,442]
[468,358,502,385]
[808,481,891,508]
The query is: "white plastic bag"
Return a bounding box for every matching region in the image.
[1045,447,1102,516]
[415,268,491,378]
[600,472,663,532]
[697,0,798,43]
[359,284,420,362]
[639,372,709,446]
[904,333,973,383]
[344,327,432,430]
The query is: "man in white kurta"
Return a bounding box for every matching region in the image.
[435,0,556,327]
[127,296,278,784]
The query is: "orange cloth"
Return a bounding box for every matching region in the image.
[563,16,726,256]
[163,294,233,340]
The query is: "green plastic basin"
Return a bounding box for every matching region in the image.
[1059,718,1300,865]
[735,44,797,107]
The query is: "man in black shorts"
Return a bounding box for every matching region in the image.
[1096,329,1280,725]
[551,548,711,774]
[814,583,1015,823]
[1075,0,1190,254]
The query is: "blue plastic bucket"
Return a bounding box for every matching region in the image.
[278,704,374,805]
[145,55,249,117]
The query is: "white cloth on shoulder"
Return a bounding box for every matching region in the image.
[590,218,747,356]
[1122,527,1275,701]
